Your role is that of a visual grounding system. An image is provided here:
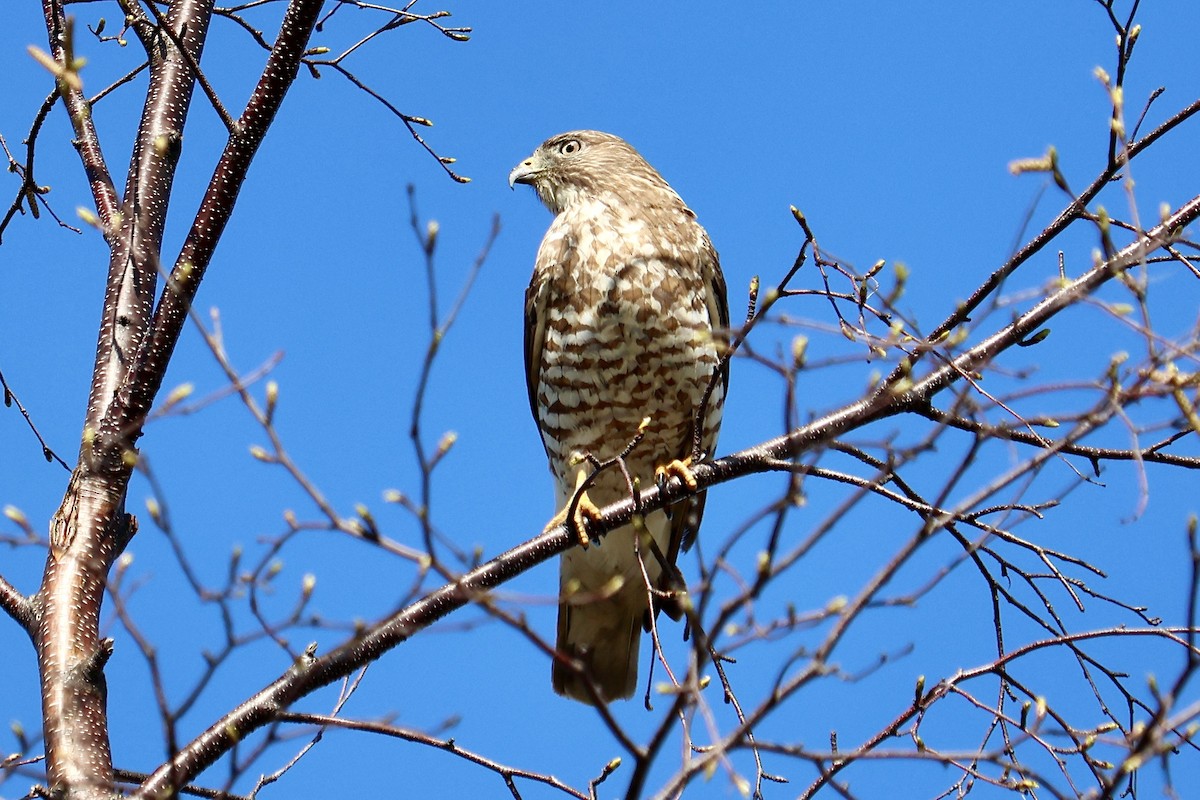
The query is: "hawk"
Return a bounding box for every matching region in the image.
[510,130,729,704]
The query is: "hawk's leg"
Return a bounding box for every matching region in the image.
[545,467,602,548]
[655,457,699,493]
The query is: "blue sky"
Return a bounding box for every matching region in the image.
[2,2,1200,798]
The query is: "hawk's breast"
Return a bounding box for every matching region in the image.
[533,198,722,492]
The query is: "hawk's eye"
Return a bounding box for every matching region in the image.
[558,139,582,156]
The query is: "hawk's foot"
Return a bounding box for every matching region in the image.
[655,457,699,492]
[545,490,602,548]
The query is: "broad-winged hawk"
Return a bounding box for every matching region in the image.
[510,130,729,704]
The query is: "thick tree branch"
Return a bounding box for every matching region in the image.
[33,2,319,799]
[0,574,34,634]
[36,471,128,800]
[35,2,216,795]
[84,0,214,437]
[111,0,325,443]
[39,1,119,227]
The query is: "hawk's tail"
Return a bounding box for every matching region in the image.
[552,591,641,705]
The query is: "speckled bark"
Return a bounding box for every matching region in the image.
[36,0,213,796]
[37,471,126,800]
[115,0,326,433]
[84,0,214,438]
[33,0,323,797]
[39,1,119,227]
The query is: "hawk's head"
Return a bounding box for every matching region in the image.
[509,130,676,215]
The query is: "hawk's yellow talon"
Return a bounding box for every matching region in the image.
[656,457,699,491]
[547,470,603,548]
[545,492,602,548]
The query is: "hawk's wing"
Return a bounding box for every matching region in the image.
[659,233,729,618]
[524,264,552,459]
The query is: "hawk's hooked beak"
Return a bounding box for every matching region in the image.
[508,154,542,190]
